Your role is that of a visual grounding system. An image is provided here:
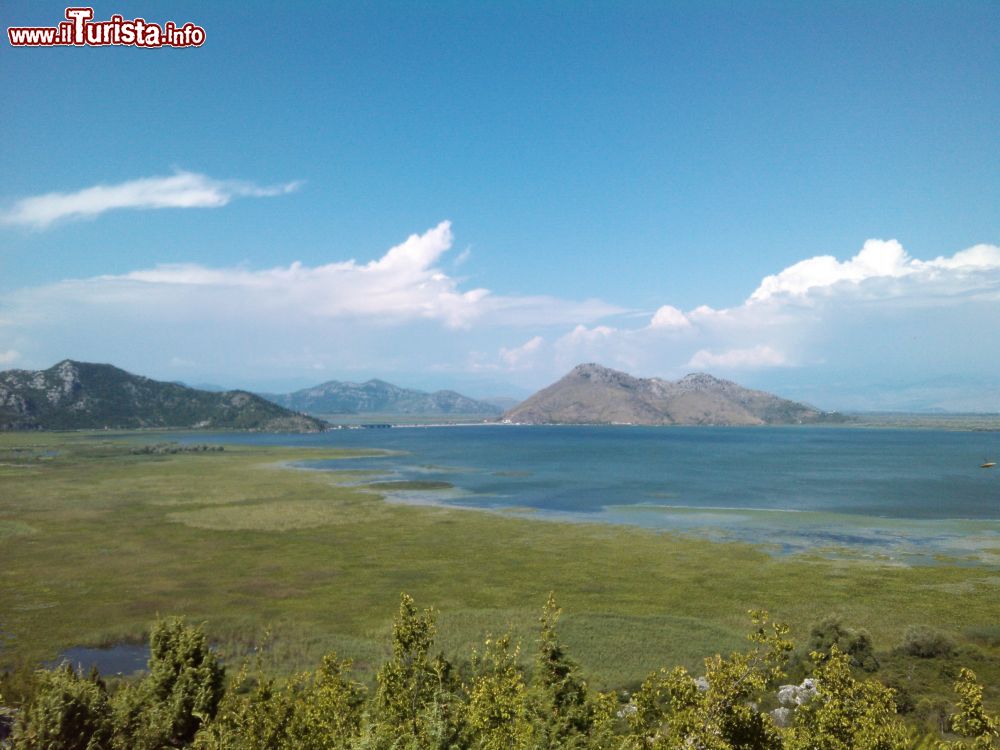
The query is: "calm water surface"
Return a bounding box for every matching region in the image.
[178,426,1000,563]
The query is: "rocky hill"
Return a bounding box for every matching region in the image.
[0,360,327,431]
[262,379,501,416]
[504,363,848,426]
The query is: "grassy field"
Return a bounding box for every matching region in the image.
[0,431,996,710]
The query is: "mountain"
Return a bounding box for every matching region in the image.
[262,379,502,416]
[504,363,848,426]
[480,396,523,412]
[0,360,326,431]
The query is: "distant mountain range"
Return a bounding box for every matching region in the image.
[0,360,852,431]
[0,361,326,432]
[504,363,849,426]
[261,379,502,416]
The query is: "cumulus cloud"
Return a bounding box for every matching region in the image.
[649,304,691,329]
[921,243,1000,270]
[749,239,1000,302]
[1,171,301,229]
[88,221,491,328]
[499,239,1000,384]
[0,222,625,377]
[0,349,20,366]
[2,231,996,403]
[559,324,618,345]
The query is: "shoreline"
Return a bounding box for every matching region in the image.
[281,457,1000,569]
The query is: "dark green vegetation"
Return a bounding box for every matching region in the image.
[261,378,501,418]
[0,432,996,744]
[3,602,997,748]
[505,364,850,426]
[0,361,325,432]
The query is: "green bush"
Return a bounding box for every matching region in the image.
[4,599,993,750]
[898,625,955,659]
[807,615,880,671]
[12,665,111,750]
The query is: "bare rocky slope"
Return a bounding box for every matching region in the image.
[504,363,848,426]
[0,360,327,431]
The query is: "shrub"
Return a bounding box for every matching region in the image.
[12,664,111,750]
[808,615,880,671]
[898,626,955,659]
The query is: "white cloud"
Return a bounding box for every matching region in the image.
[749,239,1000,303]
[0,223,624,378]
[688,345,788,370]
[44,221,618,330]
[649,304,691,329]
[1,171,301,229]
[0,349,20,366]
[560,324,618,345]
[499,336,545,369]
[453,247,472,267]
[2,232,996,402]
[490,239,1000,385]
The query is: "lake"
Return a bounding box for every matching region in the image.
[176,426,1000,564]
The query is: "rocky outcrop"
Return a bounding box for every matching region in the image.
[0,360,327,432]
[504,363,849,426]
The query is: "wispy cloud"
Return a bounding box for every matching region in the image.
[688,345,788,370]
[1,171,301,229]
[0,350,20,366]
[499,336,544,369]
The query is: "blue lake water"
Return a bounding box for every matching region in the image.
[176,426,1000,564]
[53,644,149,675]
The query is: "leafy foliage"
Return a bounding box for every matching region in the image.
[808,615,880,672]
[528,594,593,748]
[366,593,463,748]
[620,609,792,749]
[900,626,957,659]
[3,598,995,750]
[11,665,111,750]
[938,669,999,750]
[784,646,909,750]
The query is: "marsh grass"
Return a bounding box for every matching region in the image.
[0,431,996,707]
[364,480,455,491]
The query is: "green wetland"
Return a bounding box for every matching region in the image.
[0,427,997,718]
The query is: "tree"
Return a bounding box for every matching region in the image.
[937,668,999,750]
[12,664,111,750]
[286,653,366,750]
[528,594,592,748]
[366,593,462,748]
[466,634,531,749]
[621,610,792,750]
[785,646,908,750]
[146,616,226,746]
[192,663,298,750]
[808,615,879,672]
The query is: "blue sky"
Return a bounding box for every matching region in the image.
[1,1,998,409]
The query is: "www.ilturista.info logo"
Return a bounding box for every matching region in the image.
[8,7,205,48]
